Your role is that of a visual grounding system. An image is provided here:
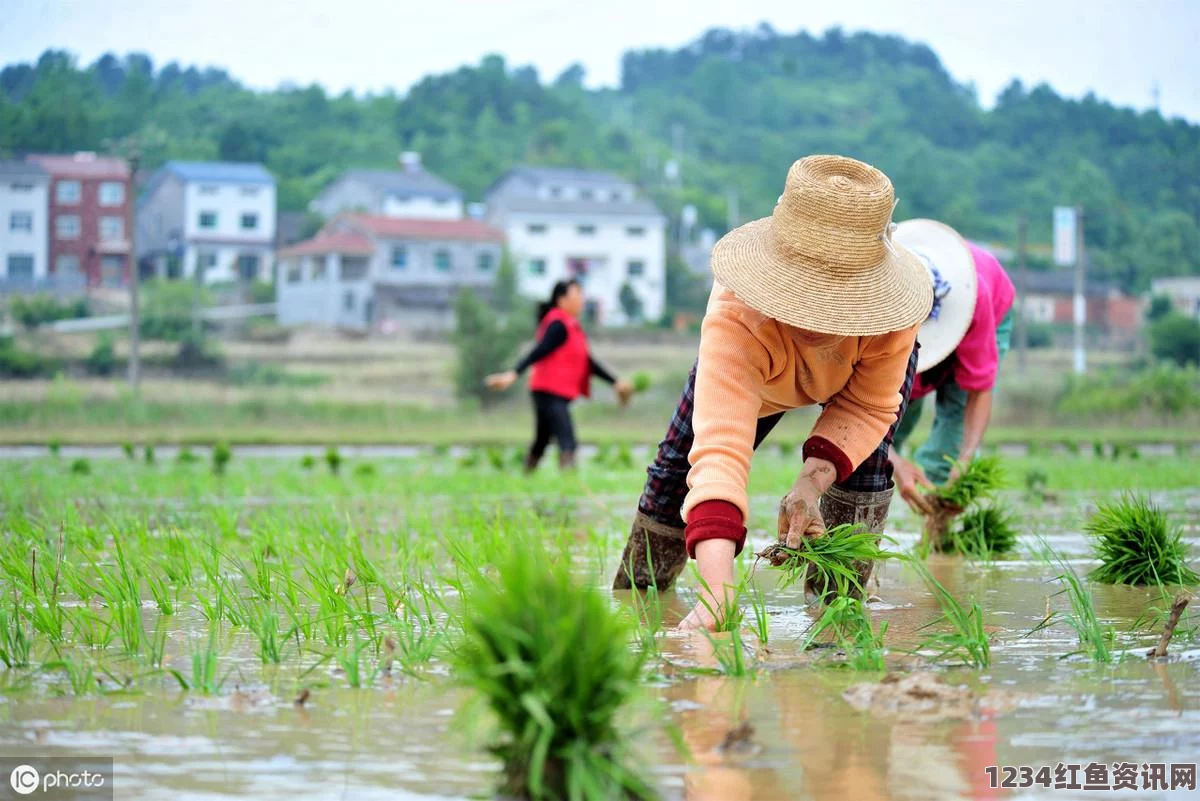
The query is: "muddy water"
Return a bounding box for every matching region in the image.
[0,498,1197,801]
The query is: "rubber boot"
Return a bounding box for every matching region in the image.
[809,484,894,601]
[523,450,541,475]
[611,512,688,590]
[558,450,577,471]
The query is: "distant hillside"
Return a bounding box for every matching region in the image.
[2,26,1198,291]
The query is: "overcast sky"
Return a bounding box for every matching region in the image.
[2,0,1198,122]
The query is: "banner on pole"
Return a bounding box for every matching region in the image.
[1053,207,1077,266]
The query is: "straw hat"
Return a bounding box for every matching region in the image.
[709,155,933,336]
[892,219,977,372]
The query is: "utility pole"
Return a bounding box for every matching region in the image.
[1016,212,1028,374]
[127,150,141,390]
[1072,206,1086,375]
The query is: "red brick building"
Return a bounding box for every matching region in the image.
[27,152,132,286]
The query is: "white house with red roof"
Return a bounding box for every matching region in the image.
[276,213,504,331]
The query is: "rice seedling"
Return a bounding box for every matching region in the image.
[756,523,894,601]
[743,575,770,646]
[631,371,652,393]
[0,603,32,668]
[455,542,654,801]
[458,448,482,469]
[689,565,743,633]
[801,594,888,672]
[176,446,199,465]
[144,443,156,465]
[928,455,1005,509]
[485,446,506,471]
[1031,544,1113,663]
[1085,495,1198,586]
[246,603,287,664]
[703,626,753,676]
[43,658,98,696]
[940,506,1020,557]
[212,441,232,476]
[122,442,135,460]
[613,443,635,469]
[69,458,91,476]
[335,635,375,688]
[325,446,342,475]
[47,437,60,458]
[353,462,377,480]
[909,560,990,668]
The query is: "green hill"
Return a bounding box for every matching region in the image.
[2,25,1198,291]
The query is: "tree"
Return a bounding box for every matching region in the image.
[664,254,709,318]
[1147,295,1173,322]
[618,282,644,323]
[1150,312,1200,367]
[452,288,527,405]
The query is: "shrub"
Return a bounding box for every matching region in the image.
[455,543,653,801]
[1086,495,1198,586]
[8,294,89,328]
[1150,312,1200,367]
[0,336,54,378]
[452,255,530,405]
[173,332,224,372]
[141,280,206,342]
[84,334,117,376]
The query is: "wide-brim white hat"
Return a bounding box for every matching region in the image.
[893,219,977,372]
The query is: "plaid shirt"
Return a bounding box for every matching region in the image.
[638,344,919,528]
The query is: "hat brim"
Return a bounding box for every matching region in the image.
[709,216,934,336]
[893,220,977,372]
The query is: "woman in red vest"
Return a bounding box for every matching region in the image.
[486,280,634,470]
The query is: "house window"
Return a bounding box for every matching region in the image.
[99,216,124,241]
[6,254,34,280]
[340,257,369,281]
[627,260,645,277]
[434,249,452,272]
[549,186,562,198]
[240,186,260,197]
[311,256,328,280]
[198,211,218,229]
[477,251,494,271]
[240,213,258,231]
[577,224,596,236]
[9,211,32,232]
[56,215,80,240]
[343,291,355,311]
[237,253,260,281]
[286,261,303,283]
[198,185,219,195]
[579,189,594,201]
[527,223,547,235]
[56,180,81,204]
[626,226,645,237]
[391,246,407,268]
[529,258,547,276]
[98,181,125,206]
[55,254,81,277]
[10,182,33,192]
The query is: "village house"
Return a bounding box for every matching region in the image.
[27,152,132,286]
[0,160,51,287]
[275,213,504,331]
[135,161,277,283]
[310,153,464,221]
[1018,270,1141,342]
[485,166,666,326]
[1150,276,1200,319]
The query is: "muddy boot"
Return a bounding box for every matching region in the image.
[558,450,577,471]
[811,484,894,600]
[611,512,688,590]
[523,450,541,475]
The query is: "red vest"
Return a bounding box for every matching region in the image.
[529,308,590,400]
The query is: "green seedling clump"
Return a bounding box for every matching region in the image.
[300,454,316,470]
[212,441,232,476]
[353,462,377,480]
[144,444,156,465]
[325,446,342,475]
[122,442,135,460]
[757,524,894,601]
[69,458,90,476]
[176,446,199,465]
[1086,495,1199,586]
[941,506,1019,557]
[456,543,654,801]
[929,456,1005,509]
[631,371,652,393]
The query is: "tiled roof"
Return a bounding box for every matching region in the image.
[278,232,375,258]
[27,153,129,179]
[0,160,49,180]
[163,161,274,185]
[338,168,462,200]
[507,165,631,186]
[492,196,663,218]
[345,214,504,243]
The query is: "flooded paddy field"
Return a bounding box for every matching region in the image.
[0,452,1196,800]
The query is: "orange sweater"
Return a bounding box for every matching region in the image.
[682,285,920,522]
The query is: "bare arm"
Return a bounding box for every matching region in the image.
[958,388,993,463]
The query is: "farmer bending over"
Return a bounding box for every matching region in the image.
[886,220,1015,513]
[487,279,634,471]
[612,155,933,630]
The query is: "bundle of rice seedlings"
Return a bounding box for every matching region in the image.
[940,506,1019,557]
[922,456,1005,547]
[1086,495,1199,586]
[631,371,652,393]
[801,595,888,671]
[757,524,895,602]
[325,446,342,475]
[456,544,655,801]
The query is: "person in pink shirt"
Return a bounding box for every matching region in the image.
[886,220,1016,511]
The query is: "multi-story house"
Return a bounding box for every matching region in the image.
[310,153,464,221]
[136,161,276,283]
[485,166,666,326]
[28,152,131,286]
[0,161,50,287]
[276,213,503,331]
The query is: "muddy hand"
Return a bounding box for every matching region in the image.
[614,379,635,407]
[893,455,935,515]
[777,477,826,549]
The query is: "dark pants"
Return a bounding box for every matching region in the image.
[529,391,577,461]
[637,345,919,528]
